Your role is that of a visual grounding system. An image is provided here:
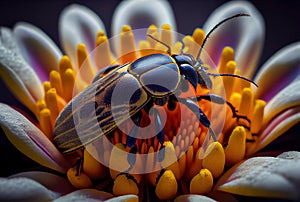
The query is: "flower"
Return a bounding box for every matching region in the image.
[0,0,300,201]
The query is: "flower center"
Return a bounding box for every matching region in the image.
[34,24,266,200]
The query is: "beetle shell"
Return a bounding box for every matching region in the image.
[129,54,180,97]
[53,65,149,153]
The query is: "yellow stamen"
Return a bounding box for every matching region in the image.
[97,30,105,38]
[225,126,246,166]
[186,145,194,167]
[161,141,180,180]
[120,25,137,64]
[138,40,152,57]
[147,24,158,35]
[83,144,108,179]
[182,36,197,58]
[146,147,160,186]
[49,70,63,96]
[95,33,116,69]
[155,170,178,200]
[160,24,172,47]
[39,108,53,140]
[172,41,183,55]
[218,47,234,74]
[233,70,251,93]
[189,168,213,194]
[77,43,96,84]
[223,61,236,98]
[45,88,59,126]
[109,143,130,179]
[251,100,266,134]
[59,55,75,76]
[113,174,139,196]
[61,68,75,102]
[43,81,51,95]
[229,92,242,108]
[146,25,159,48]
[67,167,92,189]
[239,87,254,117]
[192,28,205,46]
[178,152,186,180]
[35,99,46,119]
[187,147,203,180]
[202,142,225,178]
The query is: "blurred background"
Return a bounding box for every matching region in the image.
[1,0,299,66]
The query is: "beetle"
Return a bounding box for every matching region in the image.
[53,13,256,165]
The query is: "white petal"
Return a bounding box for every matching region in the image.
[0,177,59,201]
[0,103,70,173]
[14,22,62,81]
[54,189,113,202]
[0,27,43,112]
[9,171,74,195]
[218,152,300,200]
[248,107,300,155]
[105,195,138,202]
[59,4,105,69]
[263,80,300,126]
[174,194,217,202]
[111,0,176,54]
[203,1,265,78]
[254,42,300,101]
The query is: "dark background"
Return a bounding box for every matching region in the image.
[0,0,299,67]
[0,0,299,107]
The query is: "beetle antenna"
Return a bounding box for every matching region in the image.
[196,13,250,63]
[147,34,171,55]
[207,72,258,87]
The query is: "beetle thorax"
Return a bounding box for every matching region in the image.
[128,54,181,97]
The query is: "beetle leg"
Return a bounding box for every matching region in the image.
[180,75,189,92]
[167,94,177,111]
[151,108,165,162]
[196,94,251,129]
[124,113,142,172]
[179,64,198,90]
[73,155,84,176]
[126,113,142,148]
[125,145,137,173]
[178,98,217,141]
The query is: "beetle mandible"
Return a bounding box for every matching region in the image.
[53,13,256,165]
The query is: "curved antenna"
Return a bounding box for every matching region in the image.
[196,13,250,62]
[146,34,171,55]
[207,72,258,87]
